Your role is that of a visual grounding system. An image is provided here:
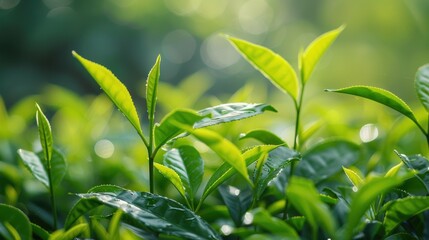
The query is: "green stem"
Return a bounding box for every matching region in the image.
[47,166,57,229]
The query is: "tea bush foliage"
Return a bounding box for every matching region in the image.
[1,26,429,240]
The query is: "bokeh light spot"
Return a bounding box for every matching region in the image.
[359,123,379,143]
[0,0,20,10]
[201,34,240,69]
[162,29,196,64]
[94,139,115,159]
[238,0,272,35]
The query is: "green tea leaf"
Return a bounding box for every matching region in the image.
[295,139,361,183]
[300,25,344,83]
[72,51,144,138]
[65,185,125,229]
[18,149,49,188]
[343,166,364,189]
[287,177,337,237]
[239,129,286,145]
[415,64,429,112]
[37,149,66,188]
[77,190,220,240]
[395,151,429,193]
[254,146,300,199]
[146,55,161,129]
[163,146,203,205]
[385,162,403,177]
[108,210,123,240]
[383,196,429,234]
[343,176,407,240]
[218,185,252,227]
[200,145,279,206]
[31,223,50,240]
[154,109,203,148]
[0,204,31,240]
[36,103,53,163]
[154,163,186,199]
[50,223,89,240]
[326,86,421,130]
[195,103,277,128]
[227,36,299,101]
[251,208,299,239]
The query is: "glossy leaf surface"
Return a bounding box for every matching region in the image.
[287,177,336,237]
[72,51,144,138]
[343,166,364,189]
[227,36,299,101]
[218,185,252,227]
[195,103,277,128]
[326,86,420,128]
[300,25,344,83]
[154,163,186,199]
[254,146,300,199]
[239,129,286,145]
[383,196,429,234]
[36,103,53,163]
[77,190,220,240]
[415,64,429,112]
[146,55,161,124]
[154,109,203,147]
[163,146,203,203]
[396,152,429,193]
[0,204,31,240]
[38,149,66,188]
[295,139,361,182]
[18,149,49,188]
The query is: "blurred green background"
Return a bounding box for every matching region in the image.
[1,0,429,106]
[1,0,429,229]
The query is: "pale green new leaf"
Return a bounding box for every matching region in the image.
[251,208,299,239]
[72,51,144,138]
[163,146,203,203]
[343,166,364,189]
[383,196,429,234]
[18,149,49,188]
[50,223,89,240]
[227,36,299,101]
[286,177,337,237]
[154,163,186,199]
[146,55,161,127]
[300,25,344,83]
[200,145,279,205]
[36,103,53,163]
[415,64,429,112]
[326,86,421,132]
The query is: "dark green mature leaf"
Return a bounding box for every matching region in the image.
[72,51,144,138]
[383,196,429,234]
[195,103,277,128]
[200,145,279,206]
[300,25,344,84]
[227,36,299,101]
[287,177,337,237]
[18,149,49,188]
[77,190,220,240]
[384,233,419,240]
[163,146,203,204]
[146,55,161,125]
[0,204,31,240]
[154,163,186,199]
[36,103,53,163]
[239,129,286,145]
[254,146,300,199]
[218,185,252,227]
[415,64,429,112]
[343,176,407,240]
[65,185,125,229]
[154,109,203,148]
[326,86,422,131]
[251,208,299,239]
[38,149,66,188]
[295,139,361,183]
